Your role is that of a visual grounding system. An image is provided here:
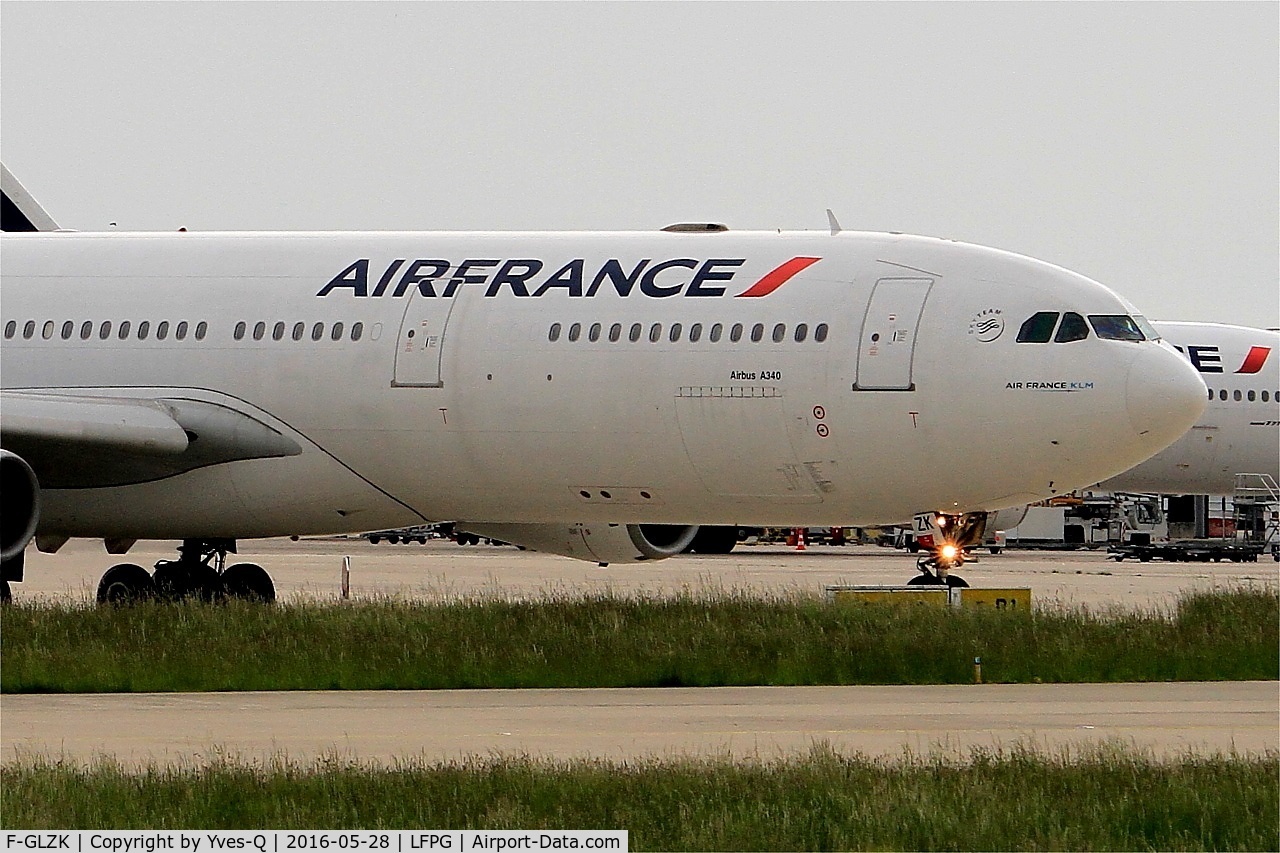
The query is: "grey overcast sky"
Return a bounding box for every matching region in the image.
[2,1,1276,327]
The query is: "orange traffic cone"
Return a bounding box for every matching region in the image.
[795,527,806,551]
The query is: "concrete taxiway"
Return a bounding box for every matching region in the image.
[5,539,1276,768]
[12,537,1279,610]
[4,683,1276,767]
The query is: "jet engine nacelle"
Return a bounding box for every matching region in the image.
[1,450,41,563]
[456,522,699,565]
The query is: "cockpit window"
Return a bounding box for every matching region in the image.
[1132,314,1160,341]
[1016,312,1059,343]
[1089,315,1145,342]
[1054,312,1090,343]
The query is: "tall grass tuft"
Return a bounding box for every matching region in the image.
[2,744,1276,850]
[2,588,1275,693]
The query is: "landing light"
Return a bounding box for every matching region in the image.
[939,544,960,562]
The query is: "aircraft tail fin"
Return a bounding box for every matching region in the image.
[1,164,59,231]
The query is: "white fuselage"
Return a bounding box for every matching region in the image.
[0,229,1205,540]
[1100,322,1279,495]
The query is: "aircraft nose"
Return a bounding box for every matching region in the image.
[1125,343,1207,451]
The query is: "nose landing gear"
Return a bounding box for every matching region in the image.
[907,511,988,588]
[95,539,275,605]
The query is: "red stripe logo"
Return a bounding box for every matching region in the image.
[734,256,821,298]
[1236,346,1272,374]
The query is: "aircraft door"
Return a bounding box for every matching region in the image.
[392,288,457,387]
[854,277,934,391]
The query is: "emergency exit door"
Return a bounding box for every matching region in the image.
[392,289,457,387]
[854,277,933,390]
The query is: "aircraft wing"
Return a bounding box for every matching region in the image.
[2,391,192,454]
[0,391,301,489]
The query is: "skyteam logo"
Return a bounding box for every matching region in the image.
[317,257,821,299]
[967,308,1005,343]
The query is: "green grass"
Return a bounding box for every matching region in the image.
[2,744,1275,850]
[1,589,1275,693]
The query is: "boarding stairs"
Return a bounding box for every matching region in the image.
[1232,473,1280,550]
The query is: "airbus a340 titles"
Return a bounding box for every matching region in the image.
[0,165,1206,602]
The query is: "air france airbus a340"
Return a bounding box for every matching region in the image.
[0,165,1206,602]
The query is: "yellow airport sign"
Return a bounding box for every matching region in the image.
[827,586,949,607]
[826,586,1032,609]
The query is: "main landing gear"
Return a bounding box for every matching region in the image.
[96,539,276,605]
[907,511,988,588]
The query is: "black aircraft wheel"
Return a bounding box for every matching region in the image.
[222,563,276,603]
[1,580,11,605]
[907,571,969,588]
[97,563,156,605]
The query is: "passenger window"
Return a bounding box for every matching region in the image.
[118,321,132,340]
[80,321,93,340]
[1219,390,1227,401]
[629,323,642,343]
[331,322,344,341]
[23,320,36,339]
[138,321,150,340]
[61,321,74,340]
[1263,391,1270,402]
[649,323,662,343]
[194,321,207,340]
[253,322,266,341]
[292,322,305,342]
[1054,312,1089,343]
[1247,390,1255,402]
[772,323,785,343]
[3,320,14,339]
[815,323,829,343]
[1233,390,1242,402]
[351,322,364,341]
[669,323,682,343]
[548,323,562,343]
[588,323,601,342]
[1016,312,1059,343]
[608,323,622,343]
[729,323,743,342]
[1088,315,1144,342]
[568,323,581,342]
[100,321,112,340]
[311,322,324,342]
[750,323,764,343]
[157,321,170,341]
[689,323,703,343]
[710,323,723,343]
[273,322,286,341]
[42,320,55,339]
[234,322,247,341]
[795,323,808,343]
[175,321,188,341]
